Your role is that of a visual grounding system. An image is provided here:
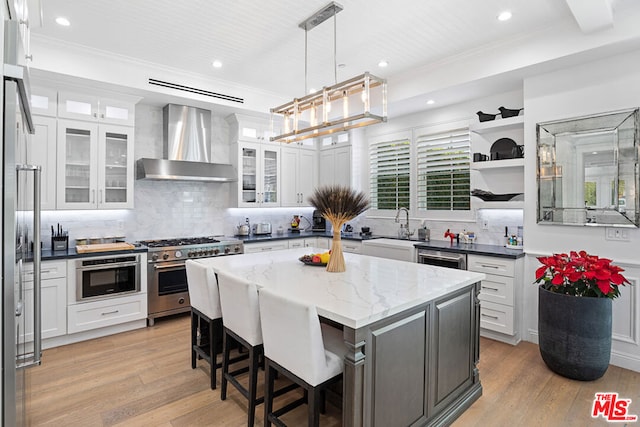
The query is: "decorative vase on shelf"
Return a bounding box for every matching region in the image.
[307,185,369,273]
[534,250,630,381]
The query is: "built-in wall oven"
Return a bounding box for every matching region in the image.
[417,248,467,270]
[76,254,141,301]
[141,236,243,325]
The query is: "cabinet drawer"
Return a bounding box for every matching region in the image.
[479,301,514,335]
[244,241,289,253]
[467,255,514,277]
[68,293,146,334]
[288,239,307,249]
[23,260,67,282]
[342,241,361,254]
[478,274,514,306]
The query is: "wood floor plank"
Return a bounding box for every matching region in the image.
[27,314,640,426]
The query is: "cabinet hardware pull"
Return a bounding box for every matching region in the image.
[480,264,500,269]
[91,189,95,203]
[482,286,499,291]
[101,310,119,316]
[99,189,103,204]
[261,247,273,251]
[481,313,499,320]
[25,54,33,61]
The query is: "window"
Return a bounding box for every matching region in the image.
[369,135,411,210]
[416,127,470,211]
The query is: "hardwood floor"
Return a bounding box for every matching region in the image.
[28,314,639,426]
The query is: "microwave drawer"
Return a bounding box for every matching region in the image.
[68,294,147,334]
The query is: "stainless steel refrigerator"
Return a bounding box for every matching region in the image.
[2,19,40,426]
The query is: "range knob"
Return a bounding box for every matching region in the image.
[198,250,204,257]
[213,248,220,255]
[151,253,159,261]
[234,245,241,253]
[187,251,194,257]
[162,253,169,260]
[224,247,231,254]
[207,249,214,256]
[175,250,183,258]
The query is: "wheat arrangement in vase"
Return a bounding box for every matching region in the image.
[308,185,369,272]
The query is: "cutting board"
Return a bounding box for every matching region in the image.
[76,242,135,253]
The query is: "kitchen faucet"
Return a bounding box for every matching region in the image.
[395,207,412,239]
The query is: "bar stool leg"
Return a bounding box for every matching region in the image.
[263,360,274,427]
[248,346,259,427]
[221,329,231,400]
[209,317,216,390]
[308,387,321,427]
[190,310,197,369]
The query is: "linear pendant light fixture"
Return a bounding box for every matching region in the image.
[270,1,387,143]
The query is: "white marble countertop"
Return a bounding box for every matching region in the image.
[196,247,486,329]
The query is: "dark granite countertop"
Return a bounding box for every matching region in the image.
[236,230,376,243]
[33,245,148,261]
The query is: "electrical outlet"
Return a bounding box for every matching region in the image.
[605,227,630,241]
[482,219,489,230]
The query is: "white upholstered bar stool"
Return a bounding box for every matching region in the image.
[258,287,348,427]
[216,270,266,427]
[185,259,223,390]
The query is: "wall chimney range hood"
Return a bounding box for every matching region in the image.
[136,104,237,182]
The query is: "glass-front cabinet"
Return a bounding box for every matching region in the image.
[57,120,134,209]
[235,142,280,207]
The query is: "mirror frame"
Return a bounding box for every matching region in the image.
[536,108,640,228]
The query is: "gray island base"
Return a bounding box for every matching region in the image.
[197,248,485,426]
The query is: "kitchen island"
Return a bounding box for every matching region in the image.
[197,247,485,427]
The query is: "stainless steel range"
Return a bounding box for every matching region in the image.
[140,236,244,325]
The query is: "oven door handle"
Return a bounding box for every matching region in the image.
[418,253,464,263]
[153,263,185,270]
[77,261,139,272]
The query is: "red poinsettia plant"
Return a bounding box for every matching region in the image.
[535,250,630,299]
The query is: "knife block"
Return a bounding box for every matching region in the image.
[52,236,68,251]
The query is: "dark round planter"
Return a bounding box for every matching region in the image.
[538,285,612,381]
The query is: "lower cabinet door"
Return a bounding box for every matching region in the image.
[68,293,147,334]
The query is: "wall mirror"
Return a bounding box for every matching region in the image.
[536,108,639,227]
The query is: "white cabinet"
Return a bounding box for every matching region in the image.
[468,254,523,344]
[281,146,317,207]
[30,87,58,117]
[342,240,362,254]
[23,260,67,341]
[56,120,134,209]
[320,144,351,186]
[470,116,524,208]
[58,92,136,126]
[232,142,280,207]
[228,114,280,144]
[29,116,57,210]
[67,293,147,334]
[361,238,416,262]
[244,240,289,253]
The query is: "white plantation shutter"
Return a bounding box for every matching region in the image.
[416,127,471,210]
[369,135,411,210]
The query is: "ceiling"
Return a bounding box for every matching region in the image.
[28,0,640,115]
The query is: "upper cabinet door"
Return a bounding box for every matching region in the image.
[58,92,99,122]
[58,92,136,126]
[30,87,58,117]
[97,125,134,209]
[56,120,99,209]
[29,116,58,210]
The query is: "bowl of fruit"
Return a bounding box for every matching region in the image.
[299,251,331,266]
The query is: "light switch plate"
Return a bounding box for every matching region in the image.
[605,227,630,241]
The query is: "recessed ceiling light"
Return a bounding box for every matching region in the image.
[378,60,388,68]
[426,99,435,105]
[212,60,222,68]
[497,10,512,21]
[55,17,71,26]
